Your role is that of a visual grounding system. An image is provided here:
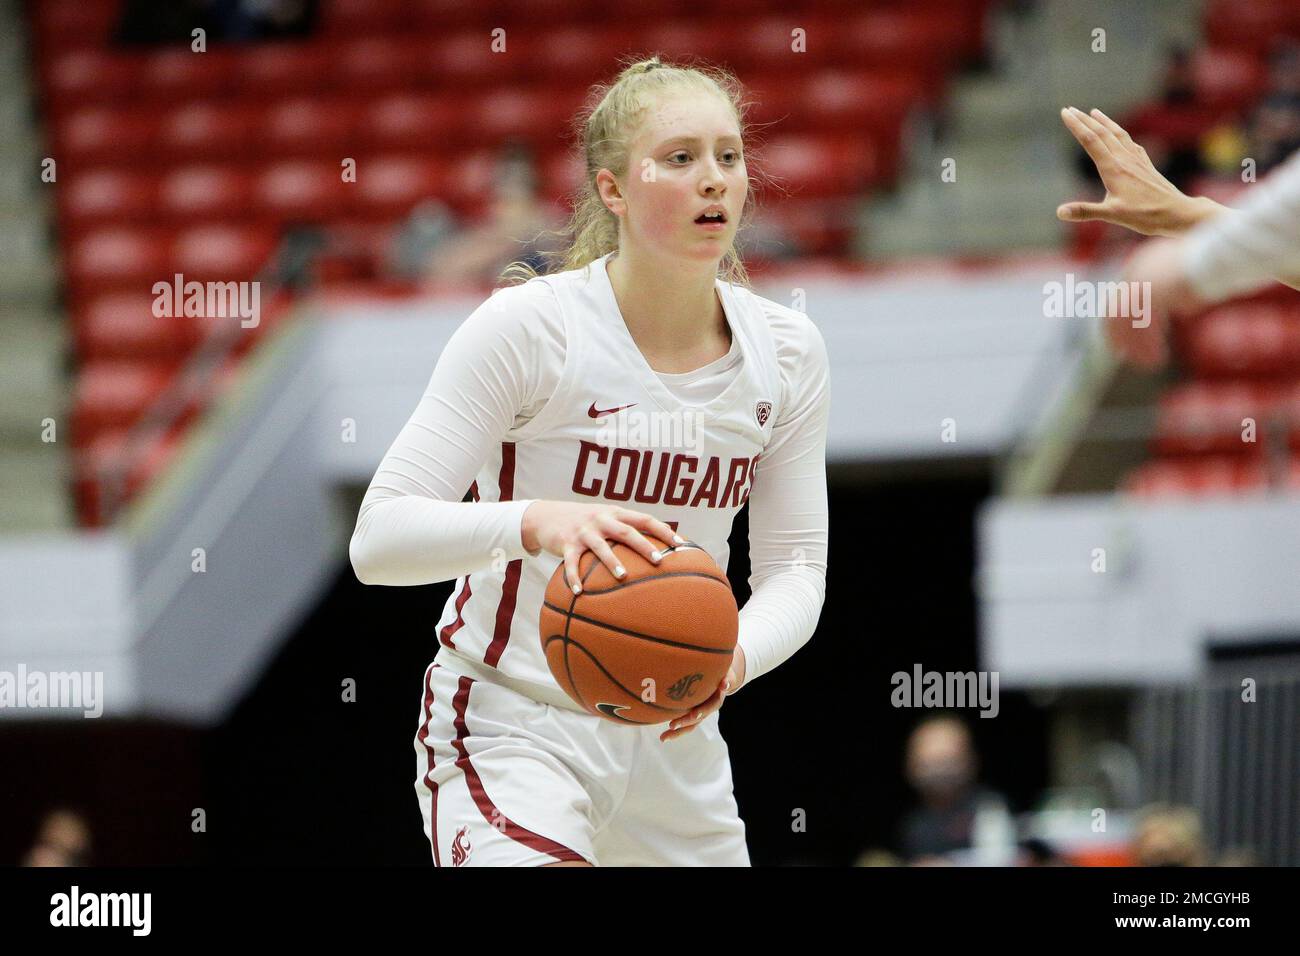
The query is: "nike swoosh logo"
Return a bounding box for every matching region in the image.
[595,702,636,722]
[588,402,638,418]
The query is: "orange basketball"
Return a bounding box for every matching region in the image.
[539,536,738,725]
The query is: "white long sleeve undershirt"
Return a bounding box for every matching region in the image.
[1182,150,1300,302]
[349,278,830,689]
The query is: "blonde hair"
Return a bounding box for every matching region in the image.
[499,55,767,288]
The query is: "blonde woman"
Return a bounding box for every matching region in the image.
[351,57,830,867]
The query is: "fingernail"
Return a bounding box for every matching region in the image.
[650,550,662,562]
[672,534,685,544]
[614,565,626,577]
[572,583,582,594]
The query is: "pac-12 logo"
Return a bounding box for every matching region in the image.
[755,401,772,427]
[667,673,704,701]
[452,825,472,866]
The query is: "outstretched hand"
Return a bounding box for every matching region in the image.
[1057,106,1223,237]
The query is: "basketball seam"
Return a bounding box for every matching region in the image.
[553,635,684,718]
[571,570,733,596]
[540,604,735,653]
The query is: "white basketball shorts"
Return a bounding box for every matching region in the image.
[413,660,750,867]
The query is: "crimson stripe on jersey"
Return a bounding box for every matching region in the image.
[416,663,443,867]
[484,442,522,668]
[450,675,586,863]
[439,578,472,650]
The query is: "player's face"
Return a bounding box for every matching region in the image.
[620,93,746,263]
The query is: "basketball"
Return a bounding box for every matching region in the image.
[539,536,739,725]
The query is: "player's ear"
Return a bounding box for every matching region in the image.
[595,169,625,216]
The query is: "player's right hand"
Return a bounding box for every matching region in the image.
[520,501,683,593]
[1056,106,1222,237]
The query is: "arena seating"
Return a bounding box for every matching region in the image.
[1114,0,1300,500]
[31,0,995,525]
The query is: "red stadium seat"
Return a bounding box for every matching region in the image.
[419,32,524,86]
[1191,48,1269,115]
[319,0,409,36]
[236,43,338,98]
[1279,382,1300,453]
[797,70,921,156]
[352,155,448,220]
[31,0,120,52]
[442,148,510,211]
[262,98,360,156]
[60,170,158,225]
[76,293,198,362]
[1181,305,1300,381]
[758,134,878,197]
[66,228,171,298]
[495,0,598,25]
[539,150,584,205]
[171,225,278,280]
[757,198,859,256]
[733,15,843,72]
[1205,0,1300,55]
[157,166,256,223]
[638,20,737,68]
[73,426,186,527]
[832,11,970,80]
[1123,456,1269,498]
[334,38,421,92]
[56,108,160,165]
[408,0,498,31]
[356,94,464,151]
[520,26,638,82]
[157,103,258,162]
[255,161,353,221]
[139,48,237,102]
[1151,381,1281,457]
[465,86,585,149]
[45,51,137,110]
[72,360,178,444]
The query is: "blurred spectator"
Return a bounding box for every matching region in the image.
[420,141,566,290]
[1214,846,1260,866]
[1132,804,1206,866]
[116,0,218,44]
[1016,836,1069,867]
[386,200,459,284]
[1272,43,1300,98]
[117,0,316,45]
[1109,46,1207,193]
[853,847,903,867]
[21,809,92,867]
[895,715,1014,863]
[1247,92,1300,175]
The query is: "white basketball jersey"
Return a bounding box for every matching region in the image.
[433,251,786,691]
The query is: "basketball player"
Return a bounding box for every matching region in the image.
[1058,106,1300,368]
[350,57,830,866]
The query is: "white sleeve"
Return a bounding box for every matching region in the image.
[1182,150,1300,302]
[735,311,831,687]
[348,283,561,586]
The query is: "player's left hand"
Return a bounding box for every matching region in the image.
[1056,107,1223,237]
[660,646,745,742]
